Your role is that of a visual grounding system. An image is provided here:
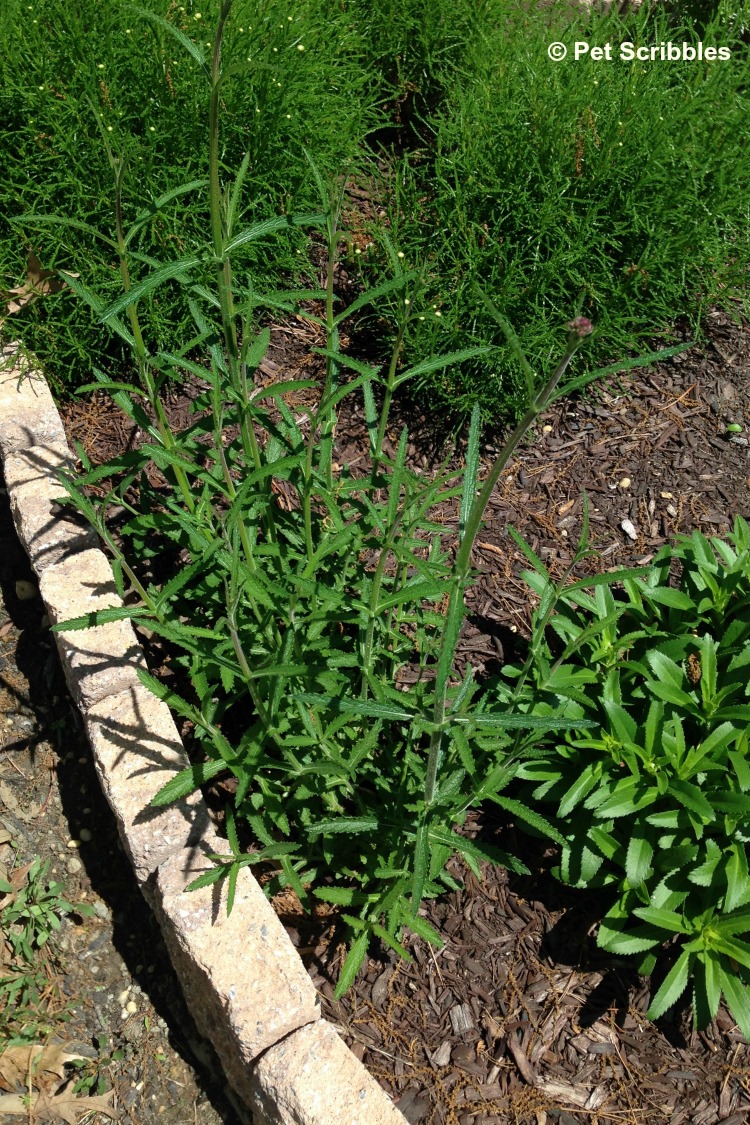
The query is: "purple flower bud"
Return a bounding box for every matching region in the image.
[567,317,593,337]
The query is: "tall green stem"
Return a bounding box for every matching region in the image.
[208,0,275,555]
[423,322,592,807]
[373,320,407,471]
[113,164,195,513]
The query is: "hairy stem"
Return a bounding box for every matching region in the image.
[424,325,591,807]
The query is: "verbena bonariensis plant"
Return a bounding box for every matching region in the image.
[51,0,688,995]
[493,519,750,1034]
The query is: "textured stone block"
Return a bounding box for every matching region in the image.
[0,347,68,456]
[5,443,97,572]
[85,683,209,890]
[40,548,146,708]
[152,830,320,1094]
[250,1020,406,1125]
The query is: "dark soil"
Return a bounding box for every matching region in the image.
[6,302,750,1124]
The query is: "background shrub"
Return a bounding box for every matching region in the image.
[0,0,380,391]
[2,0,749,416]
[368,0,750,418]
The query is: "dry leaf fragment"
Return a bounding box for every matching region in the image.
[2,251,79,321]
[0,858,34,908]
[0,1085,117,1123]
[0,1043,84,1092]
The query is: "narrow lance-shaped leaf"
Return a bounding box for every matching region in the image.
[224,213,325,255]
[647,950,692,1020]
[125,179,209,246]
[332,270,419,326]
[100,256,204,322]
[460,404,481,545]
[477,288,537,400]
[394,346,495,389]
[335,930,370,999]
[124,2,209,71]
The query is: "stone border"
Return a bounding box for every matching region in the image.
[0,343,406,1125]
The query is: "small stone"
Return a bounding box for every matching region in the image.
[67,839,81,849]
[93,900,111,920]
[14,579,37,601]
[542,425,553,434]
[620,519,638,541]
[120,1009,129,1021]
[66,856,83,874]
[117,988,131,1005]
[619,477,631,489]
[79,827,93,843]
[126,1000,138,1014]
[660,491,673,499]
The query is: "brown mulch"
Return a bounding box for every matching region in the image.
[55,303,750,1125]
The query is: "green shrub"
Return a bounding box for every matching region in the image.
[0,0,380,392]
[374,0,750,418]
[46,2,688,997]
[495,517,750,1033]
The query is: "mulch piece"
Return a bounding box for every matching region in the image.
[57,303,750,1124]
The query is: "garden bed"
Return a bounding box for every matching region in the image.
[52,304,750,1124]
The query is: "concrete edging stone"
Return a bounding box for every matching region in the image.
[0,345,407,1125]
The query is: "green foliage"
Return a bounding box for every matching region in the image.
[0,0,381,392]
[72,1036,125,1096]
[46,2,630,999]
[0,856,89,1041]
[367,0,750,418]
[495,517,750,1031]
[42,2,748,1019]
[3,0,749,426]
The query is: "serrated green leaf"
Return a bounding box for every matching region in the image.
[394,346,495,388]
[186,865,229,893]
[626,834,654,886]
[150,759,228,806]
[295,693,411,722]
[313,886,358,906]
[335,930,369,998]
[402,910,444,948]
[647,950,692,1019]
[307,817,378,838]
[718,965,750,1040]
[101,256,203,322]
[632,907,690,934]
[557,762,602,818]
[490,795,565,845]
[224,213,325,255]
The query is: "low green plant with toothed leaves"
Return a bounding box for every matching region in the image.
[48,1,685,998]
[0,856,91,1043]
[493,517,750,1034]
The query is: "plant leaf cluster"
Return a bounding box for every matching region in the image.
[493,518,750,1032]
[44,2,747,1026]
